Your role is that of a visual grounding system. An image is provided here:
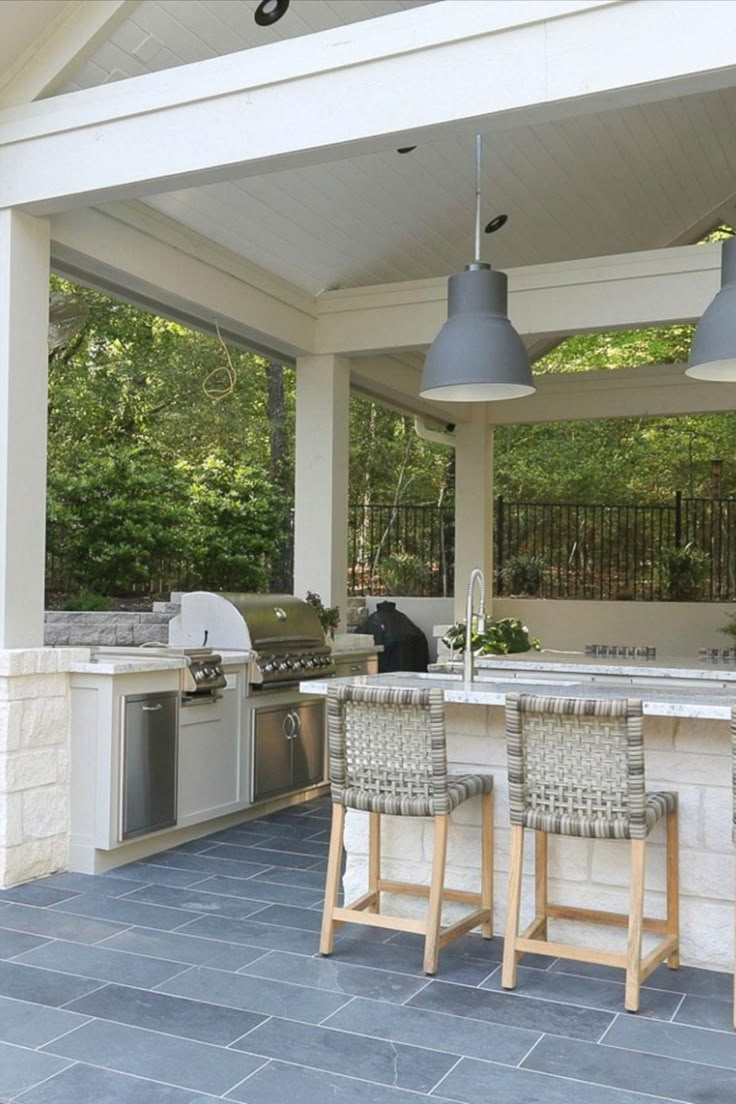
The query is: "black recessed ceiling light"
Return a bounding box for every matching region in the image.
[255,0,290,27]
[485,214,508,234]
[397,146,417,154]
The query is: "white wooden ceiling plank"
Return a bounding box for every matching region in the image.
[157,0,251,54]
[131,0,218,63]
[88,39,152,80]
[611,106,688,230]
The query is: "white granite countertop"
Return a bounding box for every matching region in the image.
[450,651,736,682]
[302,669,736,719]
[71,647,253,675]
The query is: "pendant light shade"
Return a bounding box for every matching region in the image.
[420,265,534,401]
[419,135,534,402]
[686,236,736,381]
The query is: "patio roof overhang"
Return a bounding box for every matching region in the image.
[2,0,736,644]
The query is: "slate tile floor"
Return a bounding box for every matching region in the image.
[0,798,734,1102]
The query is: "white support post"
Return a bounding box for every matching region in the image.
[293,355,350,629]
[0,209,50,647]
[454,407,494,622]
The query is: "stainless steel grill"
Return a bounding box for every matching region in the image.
[169,592,335,688]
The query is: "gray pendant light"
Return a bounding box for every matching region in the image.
[420,135,534,402]
[686,236,736,381]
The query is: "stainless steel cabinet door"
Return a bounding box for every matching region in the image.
[291,700,325,790]
[122,693,178,840]
[252,704,294,802]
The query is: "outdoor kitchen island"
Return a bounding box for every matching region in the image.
[304,655,736,972]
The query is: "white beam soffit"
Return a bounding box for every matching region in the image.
[50,204,316,360]
[487,363,736,426]
[0,0,138,109]
[315,243,723,354]
[3,0,736,212]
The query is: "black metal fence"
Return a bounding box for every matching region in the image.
[495,493,736,601]
[348,503,454,597]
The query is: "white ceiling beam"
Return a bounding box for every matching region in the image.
[50,204,316,359]
[487,363,736,425]
[315,243,723,354]
[0,1,138,109]
[3,0,736,212]
[350,356,469,424]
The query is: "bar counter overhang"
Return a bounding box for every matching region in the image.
[303,655,735,972]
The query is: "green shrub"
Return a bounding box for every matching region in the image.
[60,589,111,611]
[502,553,545,596]
[379,551,428,595]
[661,542,706,601]
[443,617,541,655]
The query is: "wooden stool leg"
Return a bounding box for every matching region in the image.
[320,804,345,956]
[368,813,381,913]
[666,808,679,969]
[423,815,449,975]
[535,831,548,940]
[625,838,646,1012]
[502,825,525,989]
[481,791,494,939]
[733,851,736,1031]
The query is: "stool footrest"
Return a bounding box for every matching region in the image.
[546,904,668,933]
[514,937,627,969]
[333,905,427,935]
[377,879,483,906]
[439,908,490,948]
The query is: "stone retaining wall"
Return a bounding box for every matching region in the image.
[44,603,179,647]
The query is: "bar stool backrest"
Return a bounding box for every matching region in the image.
[505,693,648,838]
[327,684,450,815]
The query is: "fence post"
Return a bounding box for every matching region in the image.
[495,496,505,595]
[674,491,682,549]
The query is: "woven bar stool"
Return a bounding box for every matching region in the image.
[502,693,679,1012]
[320,684,494,975]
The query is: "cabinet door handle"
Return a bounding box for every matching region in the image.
[283,712,296,740]
[142,704,163,712]
[350,664,363,673]
[291,710,301,737]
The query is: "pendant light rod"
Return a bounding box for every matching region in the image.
[474,133,482,264]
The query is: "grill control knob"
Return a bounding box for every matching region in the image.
[263,662,275,673]
[305,659,315,669]
[279,661,291,671]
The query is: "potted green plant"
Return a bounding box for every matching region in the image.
[442,617,541,656]
[305,591,340,640]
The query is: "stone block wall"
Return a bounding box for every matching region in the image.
[343,705,734,971]
[44,603,178,647]
[0,649,85,887]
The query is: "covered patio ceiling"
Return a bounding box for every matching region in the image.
[2,0,736,645]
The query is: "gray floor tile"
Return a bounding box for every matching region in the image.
[604,1014,736,1072]
[178,914,321,954]
[232,1016,457,1092]
[225,1059,455,1104]
[408,979,614,1041]
[188,874,322,908]
[139,850,271,879]
[159,964,351,1023]
[524,1033,736,1103]
[328,935,497,985]
[33,872,141,898]
[240,950,428,1002]
[482,963,682,1018]
[326,995,540,1064]
[247,836,329,859]
[250,867,329,891]
[170,838,219,854]
[0,903,127,944]
[66,982,266,1044]
[42,1018,265,1095]
[0,884,80,907]
[118,883,271,920]
[436,1056,679,1104]
[51,892,199,931]
[644,963,731,1000]
[96,926,265,969]
[105,862,210,889]
[238,903,322,932]
[0,927,51,960]
[391,930,555,971]
[0,995,90,1048]
[675,994,734,1031]
[0,960,102,1007]
[200,843,325,870]
[16,1061,221,1104]
[14,938,187,988]
[0,1041,71,1099]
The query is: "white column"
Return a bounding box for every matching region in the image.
[0,210,50,647]
[293,355,350,628]
[454,405,494,622]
